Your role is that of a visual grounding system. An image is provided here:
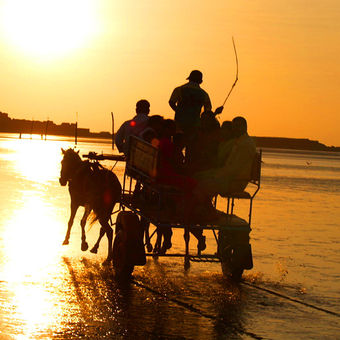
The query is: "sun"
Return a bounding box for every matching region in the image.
[0,0,99,59]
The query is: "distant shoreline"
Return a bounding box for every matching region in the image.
[1,132,339,155]
[1,111,339,152]
[252,136,340,152]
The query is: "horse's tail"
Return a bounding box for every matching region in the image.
[89,169,122,225]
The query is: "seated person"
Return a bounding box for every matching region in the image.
[194,116,256,198]
[115,99,150,155]
[157,119,197,192]
[215,120,234,167]
[139,114,164,146]
[220,120,233,141]
[188,110,221,174]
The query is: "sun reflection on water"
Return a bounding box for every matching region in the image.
[3,193,61,280]
[12,138,61,183]
[1,181,66,337]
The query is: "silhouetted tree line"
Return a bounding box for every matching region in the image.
[0,111,111,139]
[0,111,339,150]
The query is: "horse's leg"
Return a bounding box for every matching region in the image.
[99,218,113,265]
[80,205,91,251]
[90,226,105,254]
[141,217,153,252]
[153,228,162,255]
[160,227,172,254]
[63,202,79,245]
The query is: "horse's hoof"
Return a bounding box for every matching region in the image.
[163,241,172,250]
[90,246,98,254]
[62,240,69,245]
[152,249,159,259]
[197,236,206,252]
[159,248,166,255]
[81,242,89,251]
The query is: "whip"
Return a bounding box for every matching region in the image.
[221,37,239,108]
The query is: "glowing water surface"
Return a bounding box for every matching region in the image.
[0,134,339,339]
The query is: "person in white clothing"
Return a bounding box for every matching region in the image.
[115,100,150,155]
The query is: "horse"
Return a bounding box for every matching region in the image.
[59,148,121,264]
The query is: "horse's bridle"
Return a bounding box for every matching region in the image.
[59,156,81,186]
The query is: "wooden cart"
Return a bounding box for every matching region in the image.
[86,136,261,281]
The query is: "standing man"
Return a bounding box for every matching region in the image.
[115,99,150,155]
[169,70,212,135]
[169,70,223,163]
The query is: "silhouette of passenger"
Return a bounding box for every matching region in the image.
[189,110,221,173]
[139,114,164,146]
[220,120,233,141]
[169,70,211,131]
[215,120,234,166]
[115,99,150,155]
[195,116,256,196]
[157,119,196,192]
[169,70,223,164]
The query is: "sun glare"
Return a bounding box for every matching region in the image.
[3,138,61,183]
[1,0,98,59]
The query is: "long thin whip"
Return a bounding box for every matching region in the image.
[222,37,239,107]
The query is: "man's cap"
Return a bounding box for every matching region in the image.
[187,70,203,83]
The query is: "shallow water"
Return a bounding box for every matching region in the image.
[0,134,339,339]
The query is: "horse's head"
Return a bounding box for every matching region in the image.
[59,148,81,186]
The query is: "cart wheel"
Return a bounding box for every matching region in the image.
[220,248,244,281]
[231,268,244,282]
[219,230,244,282]
[112,229,134,280]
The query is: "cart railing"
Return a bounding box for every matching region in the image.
[126,136,159,180]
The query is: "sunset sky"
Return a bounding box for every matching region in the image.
[1,0,339,146]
